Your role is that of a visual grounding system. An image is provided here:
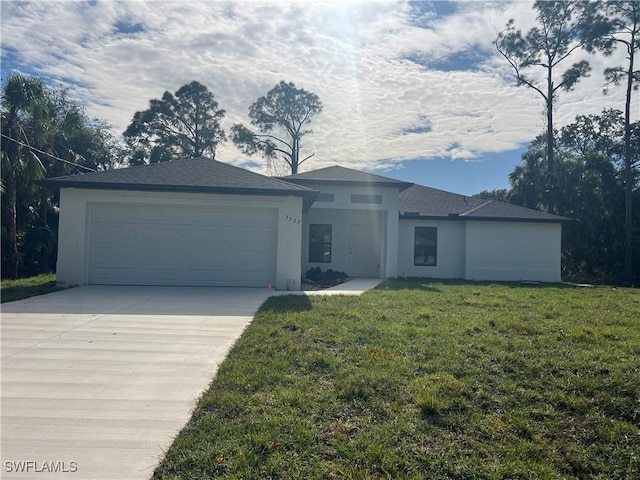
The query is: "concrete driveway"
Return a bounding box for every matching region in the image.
[1,286,272,479]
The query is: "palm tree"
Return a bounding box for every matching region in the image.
[30,90,89,271]
[2,75,122,277]
[1,74,47,278]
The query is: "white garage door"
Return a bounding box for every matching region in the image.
[87,203,277,287]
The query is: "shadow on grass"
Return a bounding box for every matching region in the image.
[258,294,313,313]
[377,279,442,292]
[377,277,574,292]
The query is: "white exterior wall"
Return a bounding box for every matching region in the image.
[397,220,466,279]
[57,189,90,287]
[385,193,400,279]
[56,188,303,290]
[302,208,386,276]
[464,221,562,282]
[276,196,304,291]
[301,184,401,278]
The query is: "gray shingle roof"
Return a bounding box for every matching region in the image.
[40,158,567,222]
[282,166,413,191]
[399,184,568,223]
[40,157,317,197]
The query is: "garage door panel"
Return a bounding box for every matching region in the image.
[179,208,230,225]
[189,209,233,225]
[139,207,265,226]
[239,215,275,228]
[140,206,184,224]
[91,249,135,267]
[139,226,182,244]
[139,267,182,283]
[233,230,276,249]
[185,251,230,268]
[92,205,137,223]
[233,250,274,267]
[88,203,277,286]
[90,267,135,283]
[229,270,273,284]
[91,224,135,244]
[139,248,182,267]
[184,227,229,244]
[187,269,233,284]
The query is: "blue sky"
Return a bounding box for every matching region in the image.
[1,0,636,195]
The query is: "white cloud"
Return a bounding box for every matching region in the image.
[1,0,637,177]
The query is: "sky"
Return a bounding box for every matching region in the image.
[1,0,637,195]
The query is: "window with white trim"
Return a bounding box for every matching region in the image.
[414,227,437,266]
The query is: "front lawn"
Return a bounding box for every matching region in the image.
[0,273,60,303]
[154,280,639,479]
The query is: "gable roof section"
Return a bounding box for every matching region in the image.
[399,184,568,223]
[282,166,413,191]
[39,157,319,208]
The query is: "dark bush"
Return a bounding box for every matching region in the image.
[304,267,348,286]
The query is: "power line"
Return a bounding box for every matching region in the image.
[0,133,96,172]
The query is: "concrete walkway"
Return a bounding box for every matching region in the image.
[301,278,384,296]
[1,280,380,479]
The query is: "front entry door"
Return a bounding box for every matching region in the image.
[347,223,379,277]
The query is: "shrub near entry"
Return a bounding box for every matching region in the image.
[304,267,348,287]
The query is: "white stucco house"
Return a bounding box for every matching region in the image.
[41,157,567,290]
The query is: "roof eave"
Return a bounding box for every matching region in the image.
[283,178,413,192]
[38,180,319,210]
[399,213,570,223]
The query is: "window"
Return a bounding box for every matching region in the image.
[309,224,332,263]
[351,194,382,204]
[316,193,334,202]
[414,227,437,266]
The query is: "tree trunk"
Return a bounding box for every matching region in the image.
[290,137,299,174]
[623,42,635,284]
[4,113,21,279]
[4,172,19,279]
[546,67,555,213]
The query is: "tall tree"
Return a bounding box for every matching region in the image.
[231,81,323,175]
[509,111,639,283]
[599,0,640,282]
[473,189,510,202]
[495,0,607,210]
[1,74,47,278]
[559,108,627,160]
[124,81,226,165]
[508,134,552,212]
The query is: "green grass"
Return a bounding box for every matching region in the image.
[153,280,640,479]
[0,273,60,303]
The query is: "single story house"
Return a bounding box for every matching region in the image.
[41,157,566,290]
